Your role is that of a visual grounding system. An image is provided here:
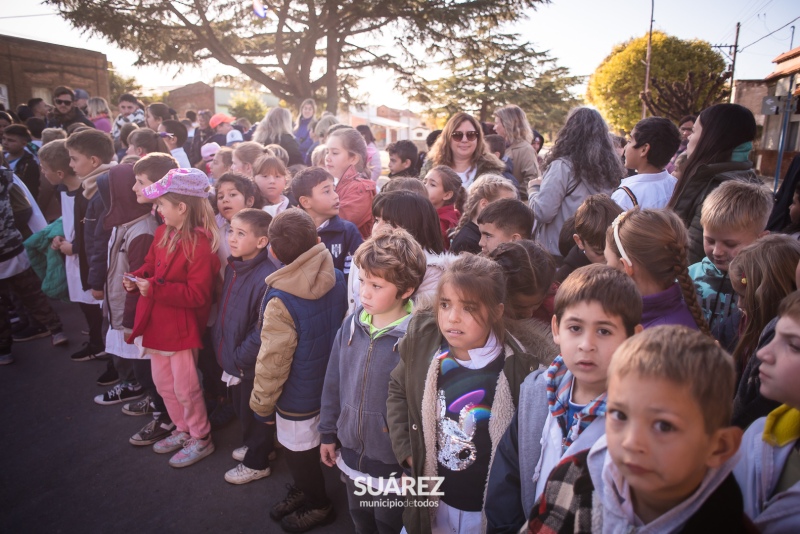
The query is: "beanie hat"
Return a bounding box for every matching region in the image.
[142,168,211,199]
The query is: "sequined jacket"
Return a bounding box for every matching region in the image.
[386,309,538,534]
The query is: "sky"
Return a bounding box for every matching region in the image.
[0,0,797,110]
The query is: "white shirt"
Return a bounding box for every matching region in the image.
[611,170,677,211]
[170,148,191,169]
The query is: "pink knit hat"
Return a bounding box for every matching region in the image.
[142,168,211,199]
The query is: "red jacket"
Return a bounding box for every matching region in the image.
[336,165,376,239]
[436,204,460,251]
[127,225,220,352]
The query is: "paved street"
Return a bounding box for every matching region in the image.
[0,300,353,533]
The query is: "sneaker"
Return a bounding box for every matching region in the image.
[51,332,69,347]
[0,352,13,365]
[96,366,119,386]
[168,435,215,468]
[130,415,175,446]
[232,445,248,462]
[153,430,190,454]
[70,343,106,362]
[270,485,307,522]
[224,463,271,484]
[94,383,144,405]
[12,324,50,342]
[280,504,336,533]
[122,395,154,416]
[209,398,237,430]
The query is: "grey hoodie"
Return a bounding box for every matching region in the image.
[318,307,411,478]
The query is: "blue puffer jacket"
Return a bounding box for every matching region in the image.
[318,215,363,275]
[211,248,278,380]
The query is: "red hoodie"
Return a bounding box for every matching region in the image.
[336,165,376,239]
[437,204,460,251]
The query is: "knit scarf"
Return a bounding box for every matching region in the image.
[763,404,800,447]
[731,141,753,162]
[545,355,607,453]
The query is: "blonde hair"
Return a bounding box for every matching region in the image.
[454,174,519,235]
[606,208,711,336]
[254,107,293,145]
[311,144,327,166]
[610,325,736,433]
[354,226,426,301]
[253,154,288,178]
[314,115,339,140]
[729,235,800,367]
[87,97,110,118]
[266,144,289,166]
[37,139,72,174]
[41,128,67,145]
[234,141,272,169]
[494,105,534,144]
[700,180,773,235]
[156,193,220,258]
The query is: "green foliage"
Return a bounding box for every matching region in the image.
[108,69,141,106]
[228,91,268,123]
[46,0,546,113]
[587,31,726,131]
[409,30,582,138]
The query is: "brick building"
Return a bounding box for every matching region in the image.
[167,82,279,119]
[0,34,109,109]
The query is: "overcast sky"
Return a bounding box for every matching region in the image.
[0,0,797,109]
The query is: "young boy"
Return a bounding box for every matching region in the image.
[211,208,278,485]
[250,209,347,532]
[485,264,643,532]
[132,153,179,205]
[3,124,40,199]
[65,129,116,362]
[319,228,426,532]
[529,325,748,533]
[158,119,190,168]
[293,166,363,275]
[386,140,418,178]
[735,291,800,533]
[689,180,772,350]
[484,133,520,188]
[477,197,533,254]
[612,117,680,210]
[557,194,623,284]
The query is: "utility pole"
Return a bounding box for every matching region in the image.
[729,22,740,103]
[642,0,654,119]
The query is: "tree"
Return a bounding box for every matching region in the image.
[408,30,582,138]
[108,68,142,106]
[586,31,727,131]
[641,71,731,122]
[47,0,545,113]
[228,91,269,123]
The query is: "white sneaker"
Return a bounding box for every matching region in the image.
[224,463,271,484]
[232,445,248,462]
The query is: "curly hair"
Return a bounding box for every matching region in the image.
[494,105,534,144]
[543,107,624,190]
[354,226,427,301]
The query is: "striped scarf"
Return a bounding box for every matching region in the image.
[545,356,607,453]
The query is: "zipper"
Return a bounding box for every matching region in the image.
[356,330,375,472]
[216,269,237,362]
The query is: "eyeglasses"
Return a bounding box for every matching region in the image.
[451,131,479,142]
[54,99,73,106]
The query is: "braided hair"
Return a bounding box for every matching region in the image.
[605,208,711,336]
[453,174,519,236]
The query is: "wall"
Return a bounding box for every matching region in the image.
[167,82,215,118]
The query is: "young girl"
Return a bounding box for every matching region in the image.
[347,190,447,314]
[252,155,292,217]
[450,174,518,254]
[387,254,536,533]
[209,146,232,182]
[232,142,271,178]
[325,127,376,239]
[489,240,557,367]
[123,167,221,468]
[145,102,173,131]
[127,128,169,158]
[604,207,711,334]
[424,165,465,251]
[215,173,261,273]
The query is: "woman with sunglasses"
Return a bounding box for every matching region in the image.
[528,106,624,259]
[46,86,95,131]
[419,112,505,188]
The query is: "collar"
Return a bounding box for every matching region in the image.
[763,404,800,447]
[448,331,502,370]
[359,300,413,337]
[731,142,753,162]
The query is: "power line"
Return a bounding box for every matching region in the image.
[740,16,800,51]
[0,13,57,20]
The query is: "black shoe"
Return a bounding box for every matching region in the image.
[270,485,306,522]
[122,395,154,416]
[96,365,120,386]
[209,398,237,430]
[129,414,175,446]
[12,324,50,342]
[70,343,107,362]
[280,503,335,533]
[93,383,144,405]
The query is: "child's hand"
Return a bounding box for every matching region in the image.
[320,443,337,467]
[91,289,104,301]
[50,236,65,250]
[58,241,73,255]
[135,277,151,297]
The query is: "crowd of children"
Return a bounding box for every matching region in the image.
[3,93,800,534]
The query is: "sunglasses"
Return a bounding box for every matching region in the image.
[54,99,73,106]
[451,131,479,142]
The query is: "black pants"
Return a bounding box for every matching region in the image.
[78,302,104,349]
[197,328,225,399]
[131,358,167,413]
[0,267,63,351]
[231,379,274,470]
[284,445,330,509]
